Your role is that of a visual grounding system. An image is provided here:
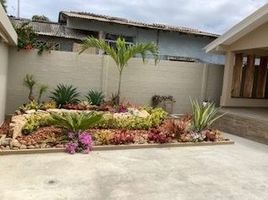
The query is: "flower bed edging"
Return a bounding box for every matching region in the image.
[0,140,234,155]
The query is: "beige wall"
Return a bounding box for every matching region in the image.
[6,49,224,114]
[0,42,8,123]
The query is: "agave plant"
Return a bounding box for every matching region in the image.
[190,99,224,132]
[23,74,36,101]
[37,84,49,104]
[86,90,105,106]
[49,112,102,132]
[50,84,80,108]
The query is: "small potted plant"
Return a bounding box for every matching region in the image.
[151,95,176,113]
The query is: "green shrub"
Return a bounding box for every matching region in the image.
[19,100,40,112]
[86,90,105,106]
[190,99,224,132]
[49,112,102,132]
[22,113,51,135]
[50,84,80,108]
[96,107,167,130]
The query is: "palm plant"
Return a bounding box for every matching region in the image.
[80,37,158,104]
[190,99,224,132]
[86,90,105,106]
[37,84,49,104]
[50,84,80,108]
[23,74,36,101]
[49,112,102,132]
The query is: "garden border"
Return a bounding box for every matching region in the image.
[0,140,234,155]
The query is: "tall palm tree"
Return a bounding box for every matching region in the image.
[80,37,158,104]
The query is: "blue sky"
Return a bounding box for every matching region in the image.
[6,0,268,34]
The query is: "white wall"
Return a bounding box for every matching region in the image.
[6,49,224,114]
[0,42,8,123]
[0,4,17,124]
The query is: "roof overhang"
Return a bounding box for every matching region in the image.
[205,3,268,54]
[59,11,220,38]
[0,4,17,45]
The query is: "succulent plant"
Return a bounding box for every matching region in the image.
[50,84,80,108]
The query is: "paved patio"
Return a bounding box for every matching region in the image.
[0,133,267,200]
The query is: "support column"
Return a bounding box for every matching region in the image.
[256,56,268,98]
[98,31,105,55]
[200,64,209,101]
[243,54,255,98]
[231,53,243,97]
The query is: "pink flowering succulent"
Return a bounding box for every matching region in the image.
[65,142,78,154]
[65,131,93,154]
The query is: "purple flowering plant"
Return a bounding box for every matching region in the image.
[65,131,93,154]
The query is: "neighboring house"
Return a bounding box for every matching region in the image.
[0,4,17,124]
[11,11,224,64]
[205,3,268,107]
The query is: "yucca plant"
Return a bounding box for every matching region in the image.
[190,99,224,132]
[49,112,102,132]
[80,37,158,104]
[50,84,80,108]
[86,90,105,106]
[37,84,49,104]
[23,74,36,101]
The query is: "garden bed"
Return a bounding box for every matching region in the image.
[0,103,233,155]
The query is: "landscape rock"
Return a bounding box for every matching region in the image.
[27,145,35,149]
[10,114,28,138]
[20,145,27,149]
[0,137,12,146]
[55,144,64,148]
[10,139,21,148]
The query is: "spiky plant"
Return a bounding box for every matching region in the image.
[49,112,102,132]
[80,37,158,104]
[23,74,36,101]
[50,84,80,108]
[86,90,105,106]
[190,99,224,132]
[37,84,49,104]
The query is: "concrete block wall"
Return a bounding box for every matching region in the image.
[6,49,224,114]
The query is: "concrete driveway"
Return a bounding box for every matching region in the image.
[0,133,267,200]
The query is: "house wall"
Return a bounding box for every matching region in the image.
[6,49,224,114]
[0,42,9,123]
[66,18,224,64]
[0,4,17,124]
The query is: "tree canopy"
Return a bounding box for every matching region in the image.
[32,15,50,22]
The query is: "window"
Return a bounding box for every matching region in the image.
[105,34,134,48]
[231,53,268,99]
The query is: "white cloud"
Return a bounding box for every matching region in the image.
[6,0,268,34]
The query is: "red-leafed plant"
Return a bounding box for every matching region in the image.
[147,128,170,144]
[109,130,134,145]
